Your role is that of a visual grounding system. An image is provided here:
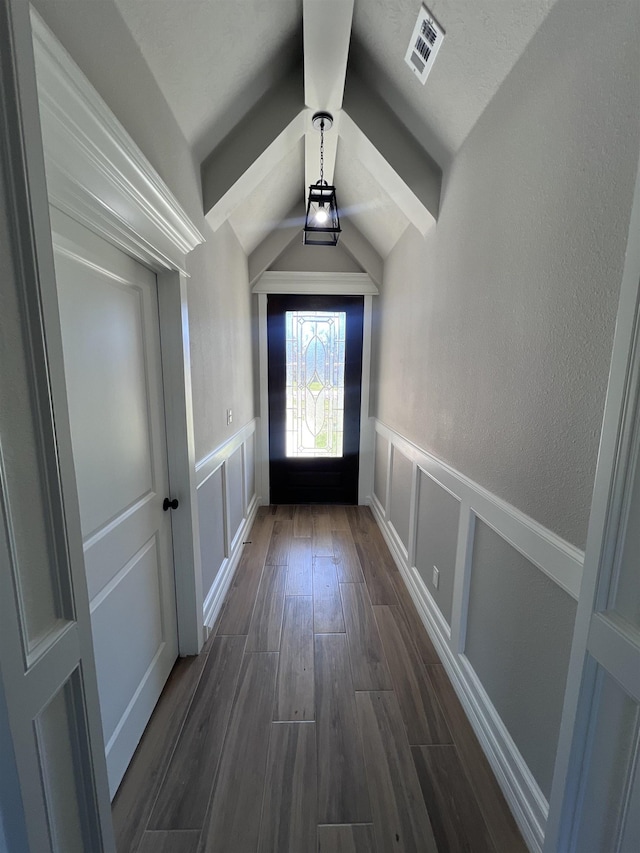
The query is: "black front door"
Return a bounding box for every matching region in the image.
[267,294,364,504]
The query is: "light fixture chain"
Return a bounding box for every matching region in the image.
[320,120,324,184]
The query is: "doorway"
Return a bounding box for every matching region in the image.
[267,294,364,504]
[51,208,179,797]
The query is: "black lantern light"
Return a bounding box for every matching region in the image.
[304,112,341,246]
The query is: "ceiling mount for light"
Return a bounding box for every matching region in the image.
[304,111,341,246]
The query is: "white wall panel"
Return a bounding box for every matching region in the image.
[227,447,244,544]
[465,519,577,800]
[373,431,388,509]
[415,470,460,626]
[198,466,226,596]
[389,448,412,549]
[196,419,259,632]
[244,432,256,509]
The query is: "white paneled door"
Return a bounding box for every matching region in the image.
[50,208,179,797]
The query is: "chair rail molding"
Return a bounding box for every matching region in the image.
[30,9,204,276]
[369,418,586,853]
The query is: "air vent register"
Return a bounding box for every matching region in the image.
[405,4,445,84]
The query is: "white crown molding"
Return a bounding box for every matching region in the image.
[30,8,204,275]
[253,270,378,295]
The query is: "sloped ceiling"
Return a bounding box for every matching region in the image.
[113,0,556,261]
[351,0,556,166]
[113,0,303,162]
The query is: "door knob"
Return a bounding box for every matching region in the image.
[163,497,179,511]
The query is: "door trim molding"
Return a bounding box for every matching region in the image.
[31,9,205,655]
[30,9,204,276]
[257,288,374,505]
[253,270,379,295]
[0,1,114,846]
[544,143,640,852]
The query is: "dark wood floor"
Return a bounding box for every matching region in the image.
[112,505,527,853]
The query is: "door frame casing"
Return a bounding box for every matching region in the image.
[1,1,114,846]
[544,143,640,848]
[254,271,377,505]
[30,9,206,656]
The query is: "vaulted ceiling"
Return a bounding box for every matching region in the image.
[112,0,555,276]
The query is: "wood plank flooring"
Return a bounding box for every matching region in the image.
[112,505,527,853]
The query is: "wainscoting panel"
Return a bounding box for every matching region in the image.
[373,431,389,510]
[226,447,244,552]
[414,469,461,627]
[197,466,226,596]
[465,519,577,801]
[388,447,413,555]
[196,420,259,632]
[369,420,584,853]
[244,431,256,510]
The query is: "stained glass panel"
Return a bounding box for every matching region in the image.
[285,310,346,457]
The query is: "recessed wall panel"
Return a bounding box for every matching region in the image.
[373,433,388,508]
[465,519,576,798]
[573,666,640,853]
[389,449,412,549]
[0,307,73,652]
[227,448,244,542]
[35,670,101,851]
[245,433,255,505]
[415,471,460,625]
[198,466,226,596]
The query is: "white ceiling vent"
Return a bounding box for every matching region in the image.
[405,5,445,84]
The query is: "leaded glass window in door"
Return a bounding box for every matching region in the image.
[285,310,346,457]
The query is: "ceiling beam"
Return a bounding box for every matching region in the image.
[342,73,441,235]
[303,0,353,194]
[202,70,304,232]
[303,0,354,112]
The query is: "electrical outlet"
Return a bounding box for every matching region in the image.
[226,408,233,425]
[432,565,440,589]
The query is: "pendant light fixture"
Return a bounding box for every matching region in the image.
[304,112,341,246]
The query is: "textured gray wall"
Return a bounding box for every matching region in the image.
[465,520,577,798]
[415,472,460,626]
[31,0,256,463]
[374,0,640,549]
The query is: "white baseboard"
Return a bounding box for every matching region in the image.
[202,494,260,633]
[370,495,545,853]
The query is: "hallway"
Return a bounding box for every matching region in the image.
[112,505,526,853]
